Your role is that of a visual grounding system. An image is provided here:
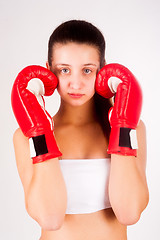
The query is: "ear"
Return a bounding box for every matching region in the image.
[104,59,107,66]
[100,59,107,70]
[46,62,50,70]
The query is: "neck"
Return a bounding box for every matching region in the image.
[54,97,97,126]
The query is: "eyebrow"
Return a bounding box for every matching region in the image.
[83,63,98,67]
[55,63,98,67]
[54,64,71,67]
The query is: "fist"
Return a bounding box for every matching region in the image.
[95,63,143,156]
[11,65,62,163]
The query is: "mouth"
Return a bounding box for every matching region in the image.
[68,93,84,98]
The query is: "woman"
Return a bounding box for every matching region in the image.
[12,20,149,240]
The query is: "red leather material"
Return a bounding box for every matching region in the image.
[95,63,143,156]
[11,65,62,163]
[95,65,115,98]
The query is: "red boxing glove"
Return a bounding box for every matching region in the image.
[11,65,62,164]
[95,63,143,156]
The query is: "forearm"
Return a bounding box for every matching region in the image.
[109,154,149,225]
[26,158,67,230]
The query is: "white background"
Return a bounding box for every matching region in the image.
[0,0,160,239]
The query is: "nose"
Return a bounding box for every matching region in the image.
[69,72,83,90]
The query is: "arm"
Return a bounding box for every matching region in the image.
[109,120,149,225]
[96,63,149,225]
[13,128,67,231]
[11,66,67,230]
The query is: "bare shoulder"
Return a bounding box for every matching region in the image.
[13,128,33,194]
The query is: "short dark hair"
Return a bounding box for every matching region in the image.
[48,20,105,68]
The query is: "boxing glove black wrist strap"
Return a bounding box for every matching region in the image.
[119,127,138,149]
[29,135,48,158]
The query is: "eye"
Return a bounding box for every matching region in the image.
[61,68,70,74]
[83,68,92,74]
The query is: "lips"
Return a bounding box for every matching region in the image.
[68,93,84,98]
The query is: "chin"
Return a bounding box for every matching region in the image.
[63,97,91,107]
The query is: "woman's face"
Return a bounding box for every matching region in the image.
[48,42,100,106]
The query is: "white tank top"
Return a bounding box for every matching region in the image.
[59,158,111,214]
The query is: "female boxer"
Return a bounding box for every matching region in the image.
[12,20,149,240]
